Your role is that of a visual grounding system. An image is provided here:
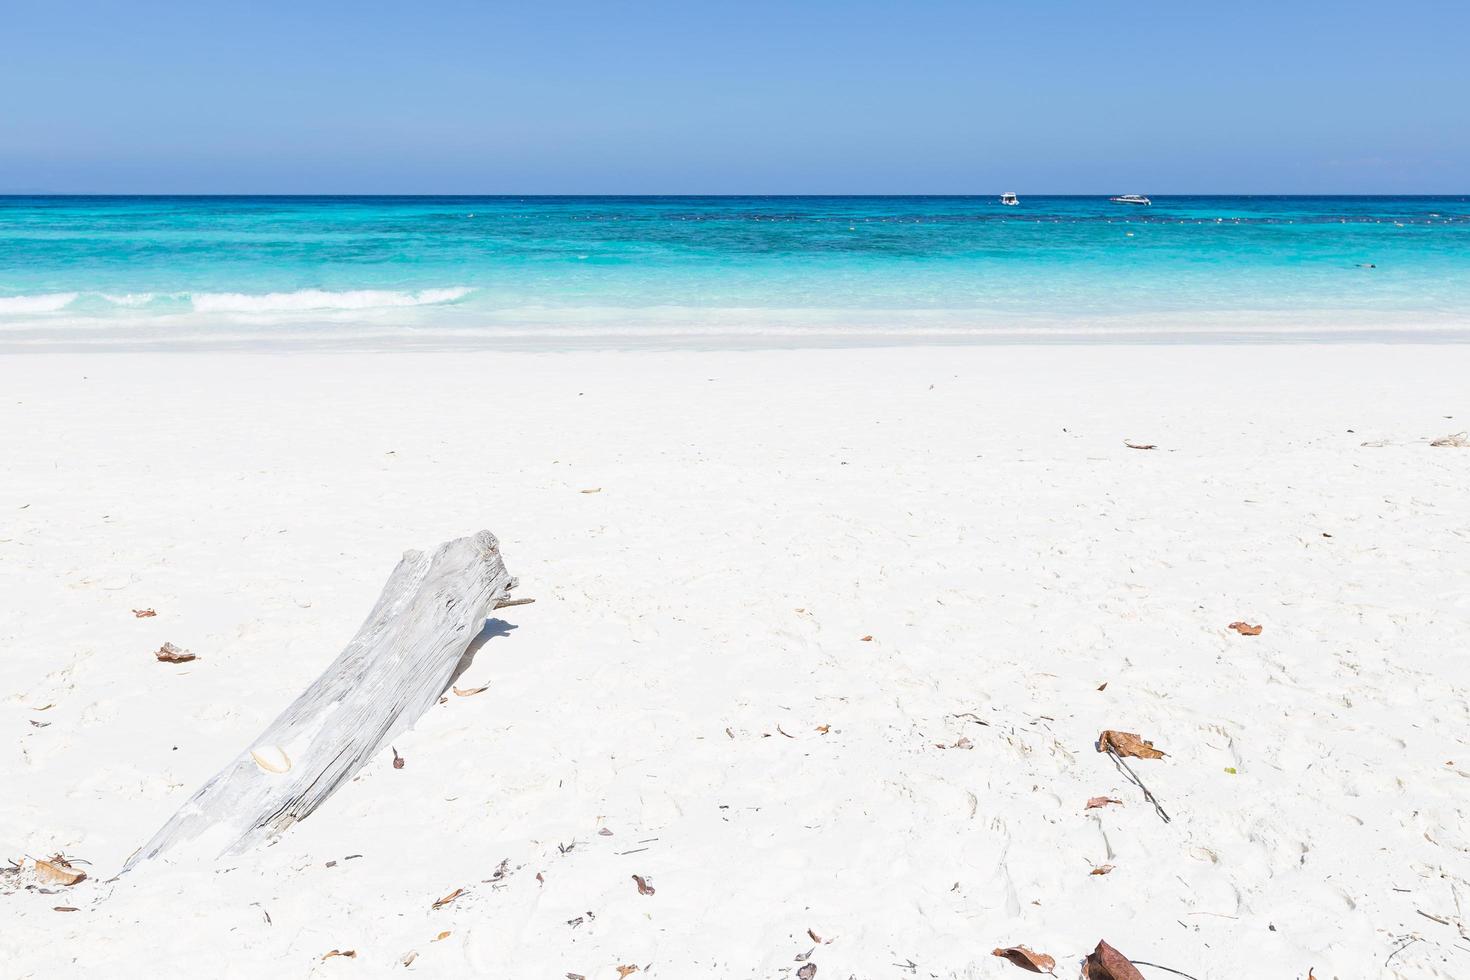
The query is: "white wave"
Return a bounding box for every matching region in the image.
[189,287,473,314]
[0,292,79,314]
[99,292,161,307]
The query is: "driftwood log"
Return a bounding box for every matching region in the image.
[125,531,517,869]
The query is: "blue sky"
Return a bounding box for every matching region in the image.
[4,0,1467,193]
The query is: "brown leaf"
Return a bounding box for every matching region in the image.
[859,635,873,642]
[322,949,357,960]
[132,608,157,618]
[598,828,613,836]
[1097,682,1108,691]
[35,858,86,886]
[633,874,656,896]
[392,747,405,769]
[1081,940,1145,980]
[452,684,489,697]
[1124,441,1157,450]
[1086,797,1124,809]
[434,931,451,941]
[616,967,639,979]
[154,642,196,663]
[432,887,464,909]
[807,928,829,944]
[1228,621,1263,636]
[566,975,586,980]
[798,964,817,979]
[580,487,602,494]
[991,945,1057,973]
[1096,730,1166,759]
[52,906,79,912]
[1090,864,1114,876]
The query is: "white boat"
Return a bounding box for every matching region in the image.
[1109,194,1151,206]
[1000,192,1019,206]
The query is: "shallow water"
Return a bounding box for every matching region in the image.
[2,195,1468,348]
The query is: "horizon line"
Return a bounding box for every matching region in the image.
[2,192,1467,199]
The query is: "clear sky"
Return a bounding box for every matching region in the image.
[4,0,1467,194]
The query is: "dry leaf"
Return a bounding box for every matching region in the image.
[392,747,405,769]
[1096,730,1166,759]
[322,949,357,960]
[52,906,79,912]
[816,724,830,734]
[35,859,86,886]
[1086,796,1124,809]
[154,642,196,663]
[452,684,489,697]
[132,608,157,618]
[617,967,639,979]
[1081,940,1145,980]
[1097,682,1108,691]
[859,635,873,642]
[580,487,602,494]
[798,964,817,979]
[432,887,464,909]
[1090,864,1114,876]
[807,928,828,944]
[1124,441,1157,450]
[1430,431,1469,448]
[991,945,1057,973]
[633,874,655,896]
[402,952,419,967]
[434,931,451,941]
[566,975,585,980]
[1228,621,1263,636]
[598,828,613,836]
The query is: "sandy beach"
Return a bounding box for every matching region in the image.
[3,344,1469,979]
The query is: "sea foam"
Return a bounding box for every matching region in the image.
[188,287,472,313]
[0,293,80,314]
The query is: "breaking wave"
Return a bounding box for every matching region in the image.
[0,293,80,314]
[0,287,474,317]
[187,287,473,313]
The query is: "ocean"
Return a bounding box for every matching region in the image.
[2,195,1468,349]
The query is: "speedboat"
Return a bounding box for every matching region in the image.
[1000,192,1020,206]
[1109,194,1151,206]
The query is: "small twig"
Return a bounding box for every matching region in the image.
[1131,961,1199,980]
[494,597,535,609]
[1419,910,1452,926]
[1386,935,1422,966]
[1107,747,1171,823]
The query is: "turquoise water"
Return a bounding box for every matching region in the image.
[2,196,1468,348]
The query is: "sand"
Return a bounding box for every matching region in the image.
[2,344,1468,979]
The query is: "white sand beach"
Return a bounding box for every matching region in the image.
[3,344,1469,979]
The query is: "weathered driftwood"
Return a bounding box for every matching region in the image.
[125,531,516,869]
